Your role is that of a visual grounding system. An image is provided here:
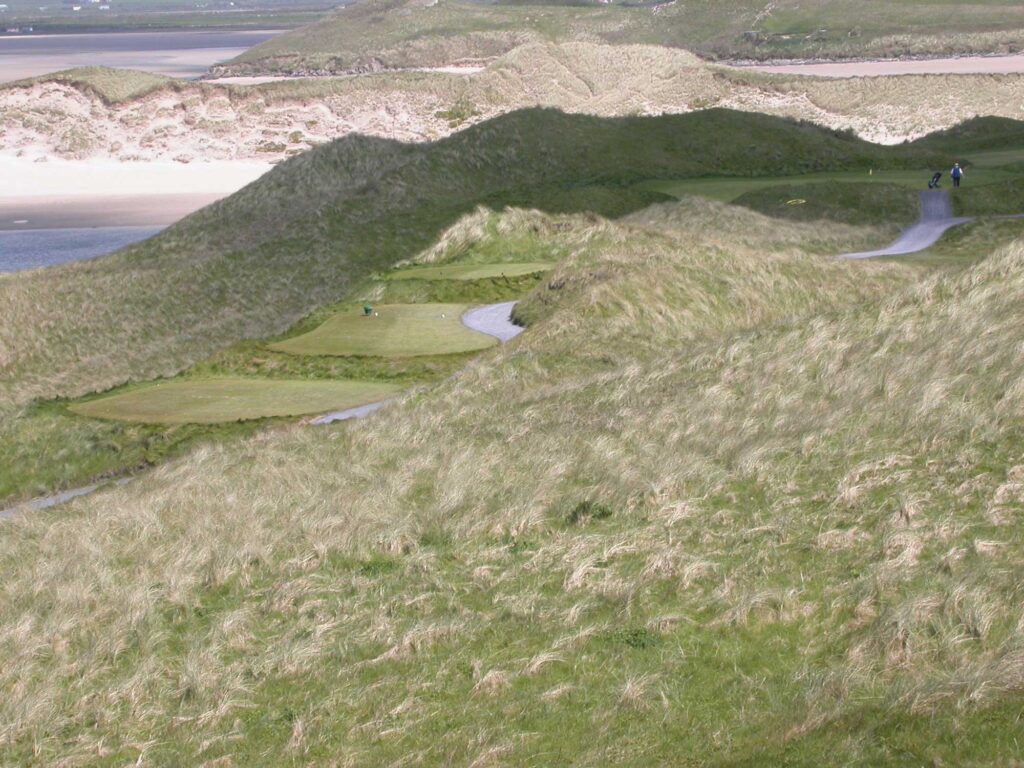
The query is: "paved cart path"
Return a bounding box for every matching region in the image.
[1,302,524,519]
[841,191,972,259]
[842,190,1024,259]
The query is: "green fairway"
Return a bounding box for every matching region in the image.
[966,149,1024,166]
[70,378,401,424]
[639,167,1016,203]
[385,262,553,281]
[270,304,497,358]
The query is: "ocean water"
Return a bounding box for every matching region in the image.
[0,226,163,272]
[0,30,283,82]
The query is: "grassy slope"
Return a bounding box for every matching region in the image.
[384,262,552,280]
[0,108,943,411]
[731,181,922,226]
[223,0,1024,75]
[7,199,1024,763]
[9,67,174,104]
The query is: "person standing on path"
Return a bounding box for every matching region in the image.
[951,163,964,188]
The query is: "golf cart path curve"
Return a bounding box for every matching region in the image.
[841,190,1024,259]
[461,300,524,342]
[1,301,525,518]
[313,301,523,425]
[841,190,972,259]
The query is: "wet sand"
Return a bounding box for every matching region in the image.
[745,53,1024,78]
[0,193,226,230]
[0,156,272,231]
[0,29,283,82]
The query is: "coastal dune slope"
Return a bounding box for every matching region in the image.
[222,0,1024,74]
[0,108,944,409]
[5,46,1024,164]
[3,196,1024,762]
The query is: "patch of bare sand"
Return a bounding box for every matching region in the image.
[745,53,1024,78]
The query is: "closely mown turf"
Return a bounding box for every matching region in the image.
[384,262,553,281]
[731,181,921,226]
[270,304,496,358]
[69,378,401,424]
[639,167,1015,204]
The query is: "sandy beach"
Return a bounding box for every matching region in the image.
[0,30,284,83]
[0,194,228,230]
[0,157,271,228]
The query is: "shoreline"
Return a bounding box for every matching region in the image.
[0,28,286,82]
[0,157,271,228]
[1,156,271,196]
[0,28,287,41]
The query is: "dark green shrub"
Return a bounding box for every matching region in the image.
[567,500,613,525]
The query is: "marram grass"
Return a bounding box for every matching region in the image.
[8,198,1024,763]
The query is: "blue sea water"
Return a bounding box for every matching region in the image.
[0,226,164,272]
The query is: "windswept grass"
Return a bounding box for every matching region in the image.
[5,196,1024,762]
[383,262,552,281]
[9,66,174,104]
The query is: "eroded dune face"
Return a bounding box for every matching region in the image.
[3,43,1024,163]
[0,79,459,163]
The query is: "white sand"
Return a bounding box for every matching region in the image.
[747,53,1024,78]
[0,157,272,228]
[2,156,272,198]
[202,66,484,85]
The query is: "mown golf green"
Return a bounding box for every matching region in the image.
[640,167,1017,203]
[270,304,496,358]
[385,262,553,281]
[70,378,401,424]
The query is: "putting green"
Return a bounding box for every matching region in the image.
[385,262,553,281]
[70,378,401,424]
[270,303,497,358]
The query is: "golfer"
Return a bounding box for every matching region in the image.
[951,163,964,188]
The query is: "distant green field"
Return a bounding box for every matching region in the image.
[385,262,553,281]
[70,378,400,424]
[270,304,496,358]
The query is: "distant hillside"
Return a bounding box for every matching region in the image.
[220,0,1024,75]
[6,50,1024,162]
[0,108,945,409]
